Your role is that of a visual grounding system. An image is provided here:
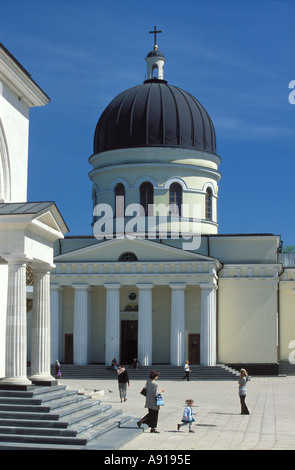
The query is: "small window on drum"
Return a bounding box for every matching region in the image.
[114,183,125,218]
[118,252,138,262]
[140,182,154,216]
[169,182,182,216]
[205,187,213,221]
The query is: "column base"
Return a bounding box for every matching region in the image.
[29,374,58,387]
[0,377,35,391]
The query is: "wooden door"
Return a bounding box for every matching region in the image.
[189,334,200,364]
[120,320,138,365]
[65,334,73,364]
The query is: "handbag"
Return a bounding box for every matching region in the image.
[156,393,164,406]
[140,387,146,396]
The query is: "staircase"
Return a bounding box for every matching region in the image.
[47,364,240,381]
[0,384,142,450]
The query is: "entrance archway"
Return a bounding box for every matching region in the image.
[120,320,138,365]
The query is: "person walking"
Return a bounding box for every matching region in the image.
[137,370,165,433]
[177,399,196,433]
[238,368,250,415]
[182,360,191,381]
[55,360,61,379]
[117,365,130,402]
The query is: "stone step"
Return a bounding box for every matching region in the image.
[0,384,141,450]
[43,364,240,380]
[279,361,295,375]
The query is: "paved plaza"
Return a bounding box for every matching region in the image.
[59,374,295,451]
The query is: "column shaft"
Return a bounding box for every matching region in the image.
[1,258,31,386]
[30,268,54,383]
[104,283,120,366]
[200,283,217,366]
[50,284,63,364]
[73,284,90,365]
[137,283,153,366]
[170,283,186,366]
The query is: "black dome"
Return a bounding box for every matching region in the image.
[93,80,216,155]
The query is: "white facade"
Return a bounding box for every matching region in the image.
[0,44,67,388]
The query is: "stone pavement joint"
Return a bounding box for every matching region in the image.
[59,375,295,451]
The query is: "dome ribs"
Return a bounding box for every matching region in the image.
[93,82,216,154]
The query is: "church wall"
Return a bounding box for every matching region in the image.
[210,236,279,264]
[90,286,106,363]
[279,281,295,361]
[0,263,8,377]
[90,148,220,173]
[152,286,171,364]
[218,279,278,364]
[0,82,30,202]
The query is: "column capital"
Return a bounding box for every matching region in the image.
[169,282,186,290]
[136,283,153,290]
[4,254,30,265]
[199,282,218,291]
[30,262,53,273]
[104,283,121,290]
[50,283,64,292]
[72,283,90,290]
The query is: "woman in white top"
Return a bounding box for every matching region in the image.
[238,369,250,415]
[182,360,191,381]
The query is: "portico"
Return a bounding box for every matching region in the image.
[50,238,220,367]
[0,203,68,389]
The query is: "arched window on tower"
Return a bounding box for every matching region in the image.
[152,64,159,79]
[205,187,213,221]
[169,183,182,216]
[114,183,125,218]
[140,182,154,216]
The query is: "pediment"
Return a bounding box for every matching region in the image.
[33,211,63,232]
[54,237,219,264]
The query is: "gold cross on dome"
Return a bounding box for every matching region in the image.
[149,25,162,48]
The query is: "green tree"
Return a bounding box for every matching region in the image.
[282,245,295,253]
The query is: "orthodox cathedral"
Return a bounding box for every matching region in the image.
[0,31,294,388]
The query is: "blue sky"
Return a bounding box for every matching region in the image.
[1,0,295,247]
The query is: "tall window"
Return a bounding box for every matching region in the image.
[140,182,154,216]
[114,183,125,218]
[169,183,182,216]
[205,187,213,221]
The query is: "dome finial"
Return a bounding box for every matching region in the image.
[149,25,162,50]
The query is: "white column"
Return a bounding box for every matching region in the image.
[170,283,186,366]
[87,287,92,364]
[73,284,90,365]
[0,257,31,387]
[50,284,63,364]
[30,267,54,383]
[104,283,120,366]
[137,283,153,366]
[200,283,217,366]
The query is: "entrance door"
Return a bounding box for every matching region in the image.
[65,334,73,364]
[120,320,138,365]
[189,334,200,364]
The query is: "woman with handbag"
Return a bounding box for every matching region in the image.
[137,370,165,433]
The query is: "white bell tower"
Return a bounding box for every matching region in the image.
[145,25,166,81]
